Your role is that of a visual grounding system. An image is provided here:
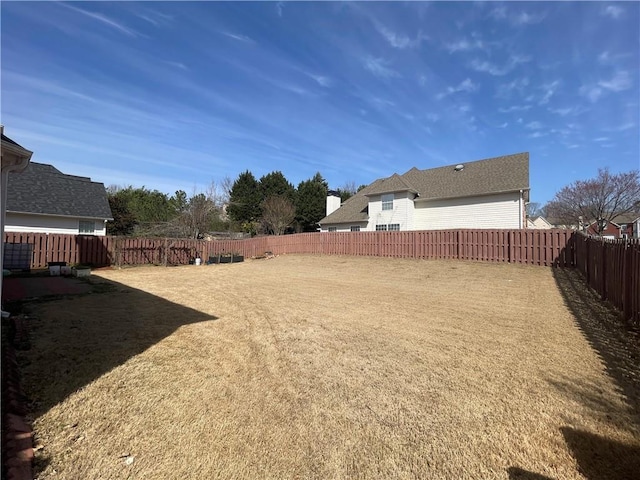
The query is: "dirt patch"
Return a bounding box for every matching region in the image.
[16,256,640,479]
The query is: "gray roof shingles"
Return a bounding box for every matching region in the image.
[321,152,529,225]
[6,162,113,220]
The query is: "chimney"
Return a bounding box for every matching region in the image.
[326,190,341,216]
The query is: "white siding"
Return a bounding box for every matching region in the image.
[366,192,414,231]
[5,213,107,236]
[413,192,522,230]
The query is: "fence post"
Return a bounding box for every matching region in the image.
[601,240,607,300]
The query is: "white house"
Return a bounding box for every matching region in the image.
[5,162,112,236]
[320,153,530,232]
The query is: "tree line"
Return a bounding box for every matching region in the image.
[107,171,363,237]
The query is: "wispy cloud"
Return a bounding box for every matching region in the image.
[495,77,530,99]
[525,121,543,130]
[470,54,530,76]
[304,72,333,88]
[363,56,401,78]
[604,122,636,132]
[488,6,508,20]
[489,6,546,26]
[511,11,546,26]
[579,71,632,103]
[437,78,479,99]
[276,2,284,18]
[548,106,584,116]
[598,70,632,91]
[602,5,624,19]
[597,51,632,65]
[222,32,254,43]
[374,22,425,49]
[136,9,173,27]
[579,85,603,103]
[528,131,548,138]
[499,105,531,113]
[164,61,188,71]
[539,80,560,105]
[60,2,140,37]
[444,37,486,53]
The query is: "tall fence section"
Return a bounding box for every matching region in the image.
[573,232,640,326]
[3,229,639,324]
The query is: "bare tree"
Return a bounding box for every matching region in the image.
[526,202,546,218]
[261,195,296,235]
[167,184,224,238]
[220,176,233,204]
[546,168,640,234]
[336,181,358,202]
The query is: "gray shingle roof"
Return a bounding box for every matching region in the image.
[6,162,113,220]
[364,173,418,196]
[320,152,529,225]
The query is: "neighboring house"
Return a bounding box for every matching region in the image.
[2,127,33,314]
[527,216,553,229]
[320,153,529,232]
[546,217,579,230]
[586,214,640,239]
[5,162,113,236]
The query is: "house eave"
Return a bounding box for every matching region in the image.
[413,188,530,203]
[364,188,418,197]
[6,210,113,221]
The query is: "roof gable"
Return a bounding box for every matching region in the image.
[6,162,113,220]
[364,173,418,196]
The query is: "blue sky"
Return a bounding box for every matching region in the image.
[2,1,638,205]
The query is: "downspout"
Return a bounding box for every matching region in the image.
[519,190,523,229]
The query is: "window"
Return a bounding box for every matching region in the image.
[381,193,394,211]
[79,221,95,234]
[376,224,400,231]
[350,226,361,232]
[328,227,337,232]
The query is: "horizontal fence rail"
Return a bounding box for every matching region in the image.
[3,229,639,324]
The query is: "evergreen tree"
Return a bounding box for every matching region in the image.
[259,171,295,201]
[295,172,328,232]
[227,170,262,225]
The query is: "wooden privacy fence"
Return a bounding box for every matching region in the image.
[5,229,639,323]
[573,232,640,326]
[4,229,575,269]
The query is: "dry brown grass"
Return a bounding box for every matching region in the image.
[17,255,640,479]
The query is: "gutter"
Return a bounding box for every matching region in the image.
[6,210,113,221]
[413,188,530,203]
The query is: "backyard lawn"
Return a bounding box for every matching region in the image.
[18,255,640,479]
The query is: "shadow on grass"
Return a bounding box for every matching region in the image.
[561,427,640,480]
[552,267,640,422]
[552,268,640,479]
[506,467,554,480]
[13,276,216,419]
